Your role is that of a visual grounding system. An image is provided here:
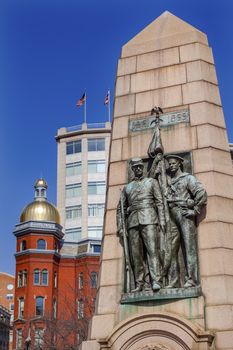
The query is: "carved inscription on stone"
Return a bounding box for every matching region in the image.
[138,344,171,350]
[129,110,189,132]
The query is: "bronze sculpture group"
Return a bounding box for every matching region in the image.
[117,108,207,293]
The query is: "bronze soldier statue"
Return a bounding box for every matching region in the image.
[117,158,165,292]
[165,155,207,288]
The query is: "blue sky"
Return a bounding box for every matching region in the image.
[0,0,233,275]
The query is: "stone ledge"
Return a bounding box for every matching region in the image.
[121,286,201,303]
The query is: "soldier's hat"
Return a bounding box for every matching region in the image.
[130,157,144,167]
[165,154,184,162]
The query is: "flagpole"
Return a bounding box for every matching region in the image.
[108,90,111,122]
[84,91,87,123]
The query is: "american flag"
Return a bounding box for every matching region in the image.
[104,91,110,105]
[76,93,86,107]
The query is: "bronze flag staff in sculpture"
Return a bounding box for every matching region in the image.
[147,107,172,284]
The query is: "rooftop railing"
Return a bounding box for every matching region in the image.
[66,122,109,133]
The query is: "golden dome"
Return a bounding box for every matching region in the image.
[20,178,60,224]
[20,200,60,224]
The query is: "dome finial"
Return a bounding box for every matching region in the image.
[34,178,48,200]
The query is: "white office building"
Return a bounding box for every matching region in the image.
[56,122,111,255]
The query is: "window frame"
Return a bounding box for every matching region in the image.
[35,296,45,317]
[65,183,81,198]
[88,181,106,195]
[88,226,103,238]
[37,239,46,250]
[78,272,84,289]
[77,299,84,319]
[34,328,44,347]
[66,140,82,155]
[88,203,105,217]
[90,271,98,289]
[66,161,82,177]
[20,240,27,251]
[16,328,23,349]
[34,269,40,285]
[65,227,82,242]
[17,271,23,288]
[41,269,48,286]
[18,298,24,319]
[66,205,82,220]
[88,159,106,173]
[87,138,105,152]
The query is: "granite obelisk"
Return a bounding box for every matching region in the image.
[82,12,233,350]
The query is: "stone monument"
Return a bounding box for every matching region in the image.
[81,12,233,350]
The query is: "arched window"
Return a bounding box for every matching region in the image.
[90,271,98,288]
[37,239,46,250]
[41,269,48,286]
[34,269,40,285]
[36,296,44,316]
[20,240,27,251]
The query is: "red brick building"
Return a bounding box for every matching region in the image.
[13,179,99,349]
[0,272,15,349]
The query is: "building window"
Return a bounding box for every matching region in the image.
[66,205,82,219]
[66,161,82,176]
[18,270,27,287]
[16,329,22,349]
[66,140,82,154]
[6,293,13,300]
[88,226,103,238]
[54,272,57,288]
[20,240,27,251]
[10,303,14,311]
[23,270,27,286]
[88,203,105,217]
[37,239,46,250]
[90,272,98,288]
[78,272,84,289]
[41,269,48,286]
[18,271,23,287]
[88,138,105,152]
[91,244,101,253]
[88,181,105,195]
[34,328,44,347]
[53,299,57,319]
[77,299,84,319]
[66,183,81,198]
[18,298,24,318]
[88,160,105,173]
[35,296,44,316]
[65,227,81,242]
[34,269,40,285]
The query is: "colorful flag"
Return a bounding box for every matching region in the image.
[76,93,86,107]
[104,91,109,105]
